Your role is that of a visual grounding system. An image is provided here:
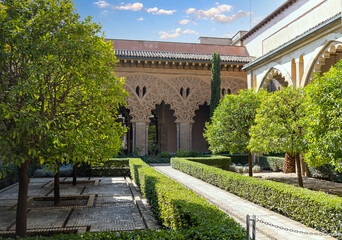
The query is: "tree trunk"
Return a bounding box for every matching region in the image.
[295,153,304,187]
[73,165,77,186]
[16,160,30,238]
[283,152,295,173]
[248,151,253,177]
[54,166,60,206]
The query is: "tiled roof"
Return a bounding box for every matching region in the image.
[114,49,255,63]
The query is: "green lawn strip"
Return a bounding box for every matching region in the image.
[171,157,342,236]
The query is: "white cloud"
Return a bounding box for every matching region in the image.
[159,28,198,39]
[147,7,175,15]
[211,10,252,23]
[156,9,176,15]
[186,4,233,19]
[186,8,196,14]
[113,2,143,11]
[137,17,144,21]
[224,32,233,38]
[178,19,190,25]
[147,7,158,13]
[182,29,197,34]
[94,0,110,8]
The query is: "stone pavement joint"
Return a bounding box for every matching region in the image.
[151,163,337,240]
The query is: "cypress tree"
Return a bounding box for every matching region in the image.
[210,52,221,119]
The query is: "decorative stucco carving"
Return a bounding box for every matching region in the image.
[261,68,288,90]
[124,74,211,123]
[221,77,247,96]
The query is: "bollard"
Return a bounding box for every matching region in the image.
[246,215,256,240]
[246,215,250,240]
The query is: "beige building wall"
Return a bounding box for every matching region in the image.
[244,0,341,58]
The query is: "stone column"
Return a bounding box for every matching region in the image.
[176,123,180,151]
[178,122,193,151]
[133,121,149,155]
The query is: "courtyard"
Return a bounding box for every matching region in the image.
[0,176,160,237]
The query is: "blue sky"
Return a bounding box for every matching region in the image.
[73,0,287,43]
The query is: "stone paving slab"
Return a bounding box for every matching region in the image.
[0,208,16,231]
[152,164,336,240]
[9,209,71,230]
[83,183,131,196]
[66,203,145,232]
[95,196,133,206]
[47,186,83,196]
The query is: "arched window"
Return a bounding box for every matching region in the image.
[227,88,231,95]
[136,86,140,97]
[221,88,226,96]
[186,88,190,98]
[143,86,147,96]
[180,88,184,97]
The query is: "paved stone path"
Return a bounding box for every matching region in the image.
[151,163,337,240]
[0,176,160,236]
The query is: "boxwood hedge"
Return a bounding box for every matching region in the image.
[259,156,284,171]
[180,155,231,171]
[129,158,246,239]
[171,158,342,237]
[13,158,246,240]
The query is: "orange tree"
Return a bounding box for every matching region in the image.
[248,87,306,187]
[0,0,127,237]
[204,89,265,176]
[304,60,342,172]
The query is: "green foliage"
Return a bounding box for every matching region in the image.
[175,150,188,157]
[175,156,231,171]
[0,0,128,172]
[78,159,130,177]
[0,163,36,190]
[249,87,306,155]
[209,52,221,119]
[160,151,171,159]
[259,156,284,172]
[171,158,342,236]
[187,150,198,157]
[307,164,342,183]
[140,155,171,164]
[129,158,246,239]
[303,60,342,172]
[205,89,265,154]
[219,154,249,165]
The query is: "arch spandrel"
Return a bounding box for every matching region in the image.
[221,78,246,94]
[124,74,212,123]
[304,41,342,86]
[260,68,290,91]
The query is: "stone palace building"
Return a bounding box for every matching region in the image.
[111,0,342,155]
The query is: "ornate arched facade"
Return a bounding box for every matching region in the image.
[110,42,251,154]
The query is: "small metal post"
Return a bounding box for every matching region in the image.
[246,215,250,240]
[252,215,256,240]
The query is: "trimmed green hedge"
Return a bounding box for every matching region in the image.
[129,158,246,239]
[177,156,231,171]
[307,164,342,183]
[221,154,249,165]
[171,158,342,237]
[0,163,36,190]
[259,156,284,171]
[78,159,130,177]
